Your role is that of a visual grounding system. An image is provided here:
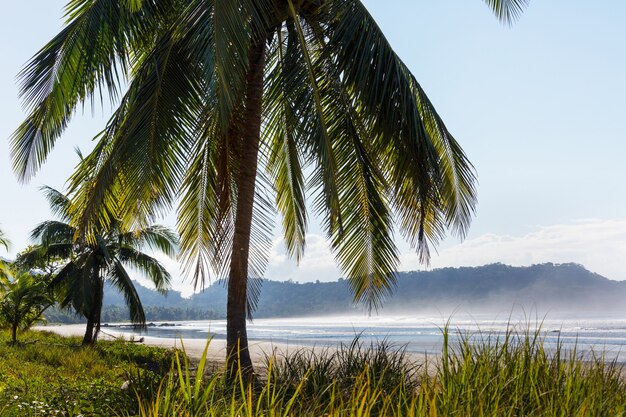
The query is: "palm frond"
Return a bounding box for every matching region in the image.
[49,261,76,291]
[264,27,308,262]
[243,181,276,317]
[30,221,75,246]
[283,12,342,233]
[17,243,73,271]
[68,25,203,237]
[177,123,233,290]
[39,186,72,222]
[11,0,132,181]
[203,0,275,133]
[483,0,529,25]
[318,1,477,266]
[0,261,10,285]
[412,84,477,240]
[299,27,399,310]
[66,133,122,240]
[118,225,179,258]
[109,260,146,326]
[117,247,171,294]
[50,254,99,316]
[212,0,251,133]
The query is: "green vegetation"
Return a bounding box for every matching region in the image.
[1,325,625,416]
[19,186,178,346]
[0,271,52,343]
[434,326,626,415]
[45,305,223,325]
[133,327,626,416]
[0,330,175,417]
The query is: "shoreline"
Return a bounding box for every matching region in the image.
[34,322,626,376]
[34,324,358,366]
[35,323,432,369]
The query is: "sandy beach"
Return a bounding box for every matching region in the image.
[34,322,433,373]
[35,324,331,366]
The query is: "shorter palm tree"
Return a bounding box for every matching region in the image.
[0,270,52,344]
[23,187,178,345]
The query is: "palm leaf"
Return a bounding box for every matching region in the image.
[117,247,171,294]
[68,25,204,236]
[319,1,477,265]
[283,11,342,234]
[177,123,234,290]
[264,27,308,262]
[299,28,399,309]
[118,225,179,259]
[211,0,251,133]
[483,0,529,25]
[30,221,75,246]
[39,186,73,222]
[109,260,146,326]
[11,0,133,181]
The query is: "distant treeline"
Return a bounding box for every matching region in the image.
[45,306,223,324]
[45,263,626,324]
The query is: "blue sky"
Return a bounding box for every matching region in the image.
[1,1,626,295]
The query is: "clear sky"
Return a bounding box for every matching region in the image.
[1,1,625,295]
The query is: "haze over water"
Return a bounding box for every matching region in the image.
[112,313,626,360]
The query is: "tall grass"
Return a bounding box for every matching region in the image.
[434,323,626,415]
[132,324,626,416]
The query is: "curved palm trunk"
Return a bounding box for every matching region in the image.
[82,278,104,346]
[226,39,266,378]
[93,278,104,344]
[82,310,96,346]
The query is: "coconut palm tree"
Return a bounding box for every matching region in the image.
[0,270,53,344]
[11,0,527,371]
[21,187,178,345]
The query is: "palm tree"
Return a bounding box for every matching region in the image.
[11,0,527,371]
[21,187,178,345]
[0,270,52,344]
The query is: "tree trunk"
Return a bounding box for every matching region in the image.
[82,312,95,346]
[11,324,17,344]
[92,279,104,344]
[226,39,266,378]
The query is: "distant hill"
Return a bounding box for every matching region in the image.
[46,263,626,323]
[193,263,626,316]
[386,263,621,314]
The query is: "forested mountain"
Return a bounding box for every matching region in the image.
[46,263,626,323]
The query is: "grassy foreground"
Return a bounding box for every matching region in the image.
[0,330,175,416]
[1,326,626,416]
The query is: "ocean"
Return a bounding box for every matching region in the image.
[109,313,626,360]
